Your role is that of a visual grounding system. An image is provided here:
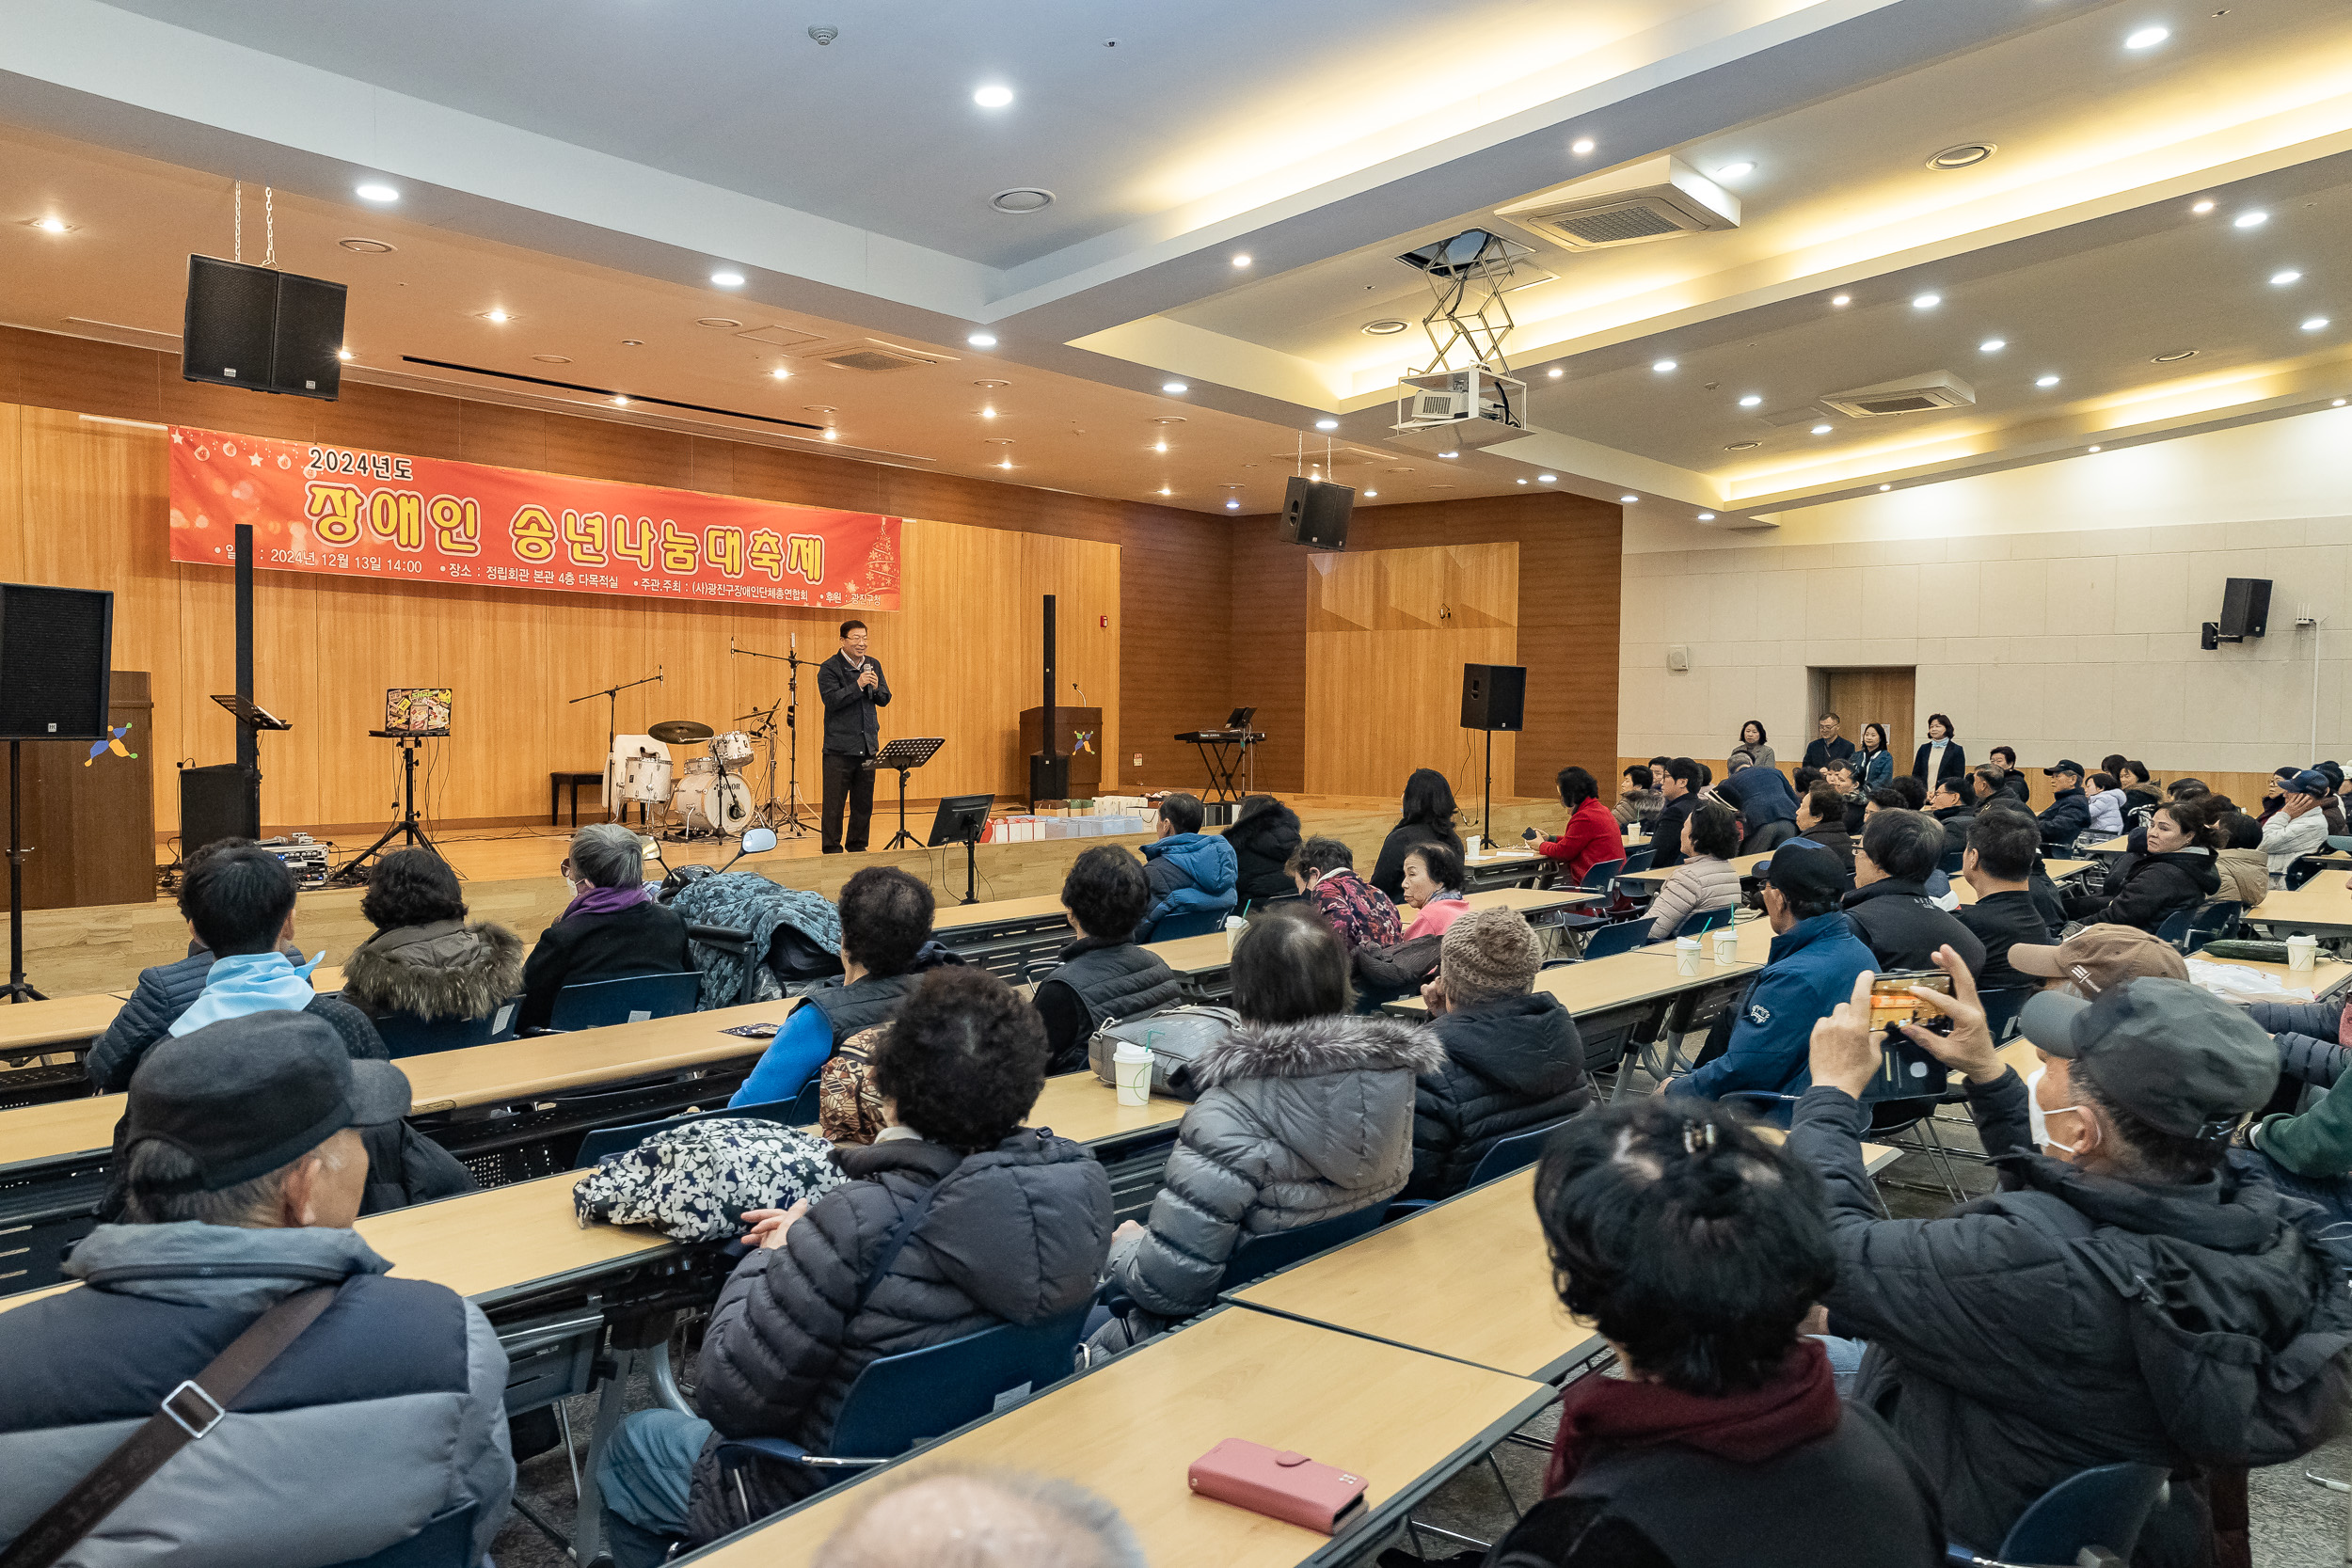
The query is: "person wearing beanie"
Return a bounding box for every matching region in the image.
[1402,910,1592,1199]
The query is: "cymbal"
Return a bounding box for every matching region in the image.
[649,720,716,744]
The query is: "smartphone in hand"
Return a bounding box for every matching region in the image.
[1862,971,1951,1101]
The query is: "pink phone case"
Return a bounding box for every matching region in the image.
[1187,1437,1369,1534]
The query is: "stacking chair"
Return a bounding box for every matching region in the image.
[2153,907,2194,949]
[2286,855,2329,891]
[1671,907,1731,938]
[547,972,702,1030]
[368,1002,520,1059]
[788,1075,824,1127]
[572,1097,802,1167]
[1386,1119,1571,1220]
[2180,899,2243,952]
[1946,1462,2169,1567]
[1577,922,1655,961]
[1218,1204,1392,1291]
[1147,909,1226,942]
[1554,858,1625,941]
[1620,843,1657,873]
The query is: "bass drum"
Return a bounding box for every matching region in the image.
[678,772,756,835]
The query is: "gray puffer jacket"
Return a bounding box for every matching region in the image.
[0,1223,513,1567]
[341,919,526,1022]
[1095,1012,1443,1348]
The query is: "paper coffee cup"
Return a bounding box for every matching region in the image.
[2289,934,2319,972]
[1711,927,1739,964]
[1464,835,1482,860]
[1676,936,1700,975]
[1113,1041,1152,1106]
[1224,915,1248,954]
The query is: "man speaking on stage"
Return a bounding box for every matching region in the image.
[818,618,891,853]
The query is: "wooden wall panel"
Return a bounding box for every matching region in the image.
[1304,546,1518,799]
[1226,526,1311,793]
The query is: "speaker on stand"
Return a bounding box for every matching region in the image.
[0,584,116,1002]
[1459,662,1527,846]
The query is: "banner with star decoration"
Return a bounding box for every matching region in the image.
[167,425,901,610]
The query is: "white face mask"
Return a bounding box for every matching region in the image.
[2026,1066,2089,1157]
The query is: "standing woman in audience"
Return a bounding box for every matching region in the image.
[2061,796,2221,932]
[1537,766,1625,883]
[1397,841,1470,940]
[1734,719,1776,772]
[1645,800,1743,941]
[1911,713,1964,787]
[1854,723,1895,790]
[1372,768,1466,901]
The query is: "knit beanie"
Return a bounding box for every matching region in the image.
[1439,908,1541,1005]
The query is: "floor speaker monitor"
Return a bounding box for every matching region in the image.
[183,254,348,400]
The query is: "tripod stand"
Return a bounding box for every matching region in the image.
[330,732,442,883]
[729,640,813,837]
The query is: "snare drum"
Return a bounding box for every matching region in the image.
[712,730,755,767]
[621,754,673,803]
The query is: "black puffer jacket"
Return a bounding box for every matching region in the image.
[683,1130,1111,1542]
[2063,847,2220,933]
[1840,879,1986,976]
[342,919,526,1022]
[1225,802,1303,903]
[1406,993,1591,1199]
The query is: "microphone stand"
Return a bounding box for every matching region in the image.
[730,640,812,837]
[570,669,661,824]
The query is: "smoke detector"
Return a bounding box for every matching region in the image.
[1493,156,1739,252]
[1818,370,1976,418]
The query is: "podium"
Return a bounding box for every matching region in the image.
[1019,705,1102,797]
[21,671,156,911]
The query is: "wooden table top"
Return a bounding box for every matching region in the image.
[0,992,133,1053]
[2248,881,2352,933]
[1390,935,1759,1017]
[1029,1069,1190,1145]
[932,894,1069,933]
[681,1307,1549,1568]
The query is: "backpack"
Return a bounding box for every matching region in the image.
[1087,1005,1240,1100]
[572,1117,846,1241]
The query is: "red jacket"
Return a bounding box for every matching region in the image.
[1538,798,1626,882]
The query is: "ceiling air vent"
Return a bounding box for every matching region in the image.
[787,337,956,372]
[1819,371,1975,419]
[1493,156,1739,252]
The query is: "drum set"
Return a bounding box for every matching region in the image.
[615,711,785,841]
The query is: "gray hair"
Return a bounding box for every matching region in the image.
[812,1465,1143,1568]
[568,823,645,890]
[119,1137,342,1227]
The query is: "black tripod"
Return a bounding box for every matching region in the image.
[330,732,442,883]
[7,743,42,1003]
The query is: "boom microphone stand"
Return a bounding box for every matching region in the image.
[729,638,812,837]
[570,669,662,823]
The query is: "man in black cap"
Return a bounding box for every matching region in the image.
[2034,759,2090,849]
[1665,839,1874,1108]
[0,1014,514,1563]
[1790,949,2352,1565]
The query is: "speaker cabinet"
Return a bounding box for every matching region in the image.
[181,764,261,855]
[183,255,348,399]
[1278,476,1355,549]
[0,583,114,741]
[1460,663,1527,732]
[1028,753,1071,806]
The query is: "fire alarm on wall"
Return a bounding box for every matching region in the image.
[1099,614,1108,628]
[1133,752,1143,768]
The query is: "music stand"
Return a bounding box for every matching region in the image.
[867,736,946,850]
[926,792,994,904]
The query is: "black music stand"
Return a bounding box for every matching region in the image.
[868,736,946,850]
[926,792,994,904]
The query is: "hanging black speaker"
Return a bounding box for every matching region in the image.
[183,255,347,400]
[1278,476,1354,549]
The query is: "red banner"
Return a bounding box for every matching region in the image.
[167,424,901,610]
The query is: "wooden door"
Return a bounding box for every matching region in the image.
[1822,669,1915,776]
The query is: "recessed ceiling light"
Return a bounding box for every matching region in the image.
[1570,137,1596,155]
[2271,270,2303,286]
[771,367,790,379]
[2233,211,2268,229]
[709,271,745,288]
[621,339,644,347]
[1738,394,1762,407]
[694,317,742,328]
[1231,254,1251,268]
[1152,416,1185,424]
[2192,198,2215,214]
[1911,293,1941,309]
[2151,348,2197,362]
[1537,474,1556,483]
[338,237,395,253]
[2337,398,2348,407]
[1361,319,1408,336]
[1831,294,1851,307]
[823,430,839,441]
[1439,451,1458,458]
[1979,338,2006,353]
[1619,494,1639,503]
[979,405,996,419]
[1364,490,1378,498]
[1159,485,1171,496]
[1810,423,1833,435]
[990,188,1055,214]
[612,395,630,406]
[480,309,510,324]
[1516,478,1528,484]
[1724,440,1760,451]
[355,182,399,203]
[1878,483,1891,491]
[2305,317,2333,333]
[1547,367,1564,379]
[968,332,998,348]
[533,354,572,364]
[1226,499,1240,509]
[1651,358,1677,373]
[1162,381,1188,394]
[2124,24,2169,48]
[999,458,1013,469]
[2088,445,2102,452]
[27,216,71,233]
[1926,143,1996,171]
[804,405,837,414]
[1314,418,1338,431]
[1697,512,1717,521]
[1714,161,1755,180]
[973,85,1014,107]
[336,348,353,361]
[1152,440,1168,452]
[2036,374,2061,388]
[976,379,1010,388]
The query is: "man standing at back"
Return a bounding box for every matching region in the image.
[0,1014,514,1562]
[1138,793,1237,940]
[818,618,891,854]
[1803,713,1856,771]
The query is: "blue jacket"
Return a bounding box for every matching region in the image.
[1857,749,1895,789]
[1717,766,1797,828]
[1139,832,1238,935]
[1669,911,1876,1109]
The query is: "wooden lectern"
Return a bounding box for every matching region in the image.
[1019,705,1102,797]
[22,671,156,911]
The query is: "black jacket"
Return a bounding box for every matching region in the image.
[1647,794,1697,870]
[816,650,890,756]
[1406,994,1591,1199]
[2122,785,2163,830]
[2038,786,2090,846]
[802,942,966,1049]
[1224,802,1302,903]
[1792,1073,2352,1563]
[1931,805,1976,861]
[1802,736,1857,770]
[1840,879,1986,976]
[1957,888,2054,991]
[2064,847,2221,933]
[1372,820,1464,902]
[517,898,693,1031]
[1911,741,1967,784]
[1031,939,1183,1075]
[684,1130,1111,1541]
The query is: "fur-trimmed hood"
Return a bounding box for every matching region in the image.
[342,919,526,1022]
[1191,1012,1443,1090]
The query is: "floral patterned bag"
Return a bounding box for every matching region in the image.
[572,1117,846,1241]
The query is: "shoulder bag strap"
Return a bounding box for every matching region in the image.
[0,1284,340,1568]
[851,1178,945,1314]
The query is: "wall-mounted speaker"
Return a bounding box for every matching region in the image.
[0,583,114,741]
[1460,663,1527,732]
[1278,476,1354,549]
[1666,644,1691,671]
[183,255,348,400]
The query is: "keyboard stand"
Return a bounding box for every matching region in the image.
[1175,731,1263,804]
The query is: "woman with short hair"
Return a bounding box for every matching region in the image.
[1538,766,1626,884]
[1029,846,1183,1075]
[1287,836,1401,953]
[342,848,525,1022]
[1397,841,1470,940]
[1912,714,1965,787]
[1645,800,1744,941]
[516,823,691,1032]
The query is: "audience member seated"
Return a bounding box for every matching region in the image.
[1819,757,1867,836]
[2261,769,2333,885]
[1398,841,1470,939]
[2085,770,2126,835]
[2061,797,2221,934]
[1853,722,1896,790]
[2324,765,2350,838]
[1802,712,1856,770]
[342,847,525,1022]
[1472,1100,1946,1568]
[1986,745,2031,801]
[2245,1071,2352,1234]
[1955,812,2055,990]
[2255,766,2298,823]
[1647,758,1703,870]
[1223,794,1302,906]
[89,838,384,1092]
[1791,948,2352,1563]
[1537,766,1626,881]
[1030,847,1183,1076]
[2118,760,2162,828]
[1734,718,1778,771]
[1645,801,1743,942]
[1791,784,1855,876]
[806,1467,1141,1568]
[1138,791,1239,939]
[1843,811,1986,975]
[2214,810,2270,908]
[0,1015,515,1563]
[1889,773,1927,812]
[1288,836,1401,953]
[1714,753,1798,851]
[1613,764,1661,833]
[602,970,1112,1560]
[1372,768,1468,901]
[2034,759,2090,847]
[737,866,956,1107]
[1088,909,1438,1354]
[1666,842,1873,1107]
[516,822,692,1032]
[1913,712,1964,788]
[1926,775,1975,857]
[1404,910,1590,1200]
